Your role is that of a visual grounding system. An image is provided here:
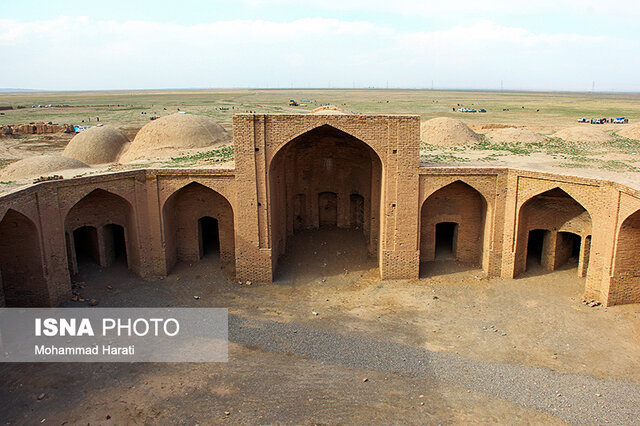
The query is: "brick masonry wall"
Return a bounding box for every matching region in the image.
[420,180,487,265]
[162,182,235,272]
[2,114,640,306]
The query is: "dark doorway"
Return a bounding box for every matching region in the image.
[198,216,220,258]
[318,192,338,227]
[527,229,547,267]
[556,231,581,270]
[294,194,306,231]
[350,194,364,229]
[104,224,127,267]
[73,226,100,266]
[435,222,457,260]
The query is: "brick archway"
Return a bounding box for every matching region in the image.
[64,189,139,276]
[514,188,592,277]
[0,209,47,306]
[162,182,235,274]
[610,210,640,305]
[420,181,488,273]
[268,124,383,270]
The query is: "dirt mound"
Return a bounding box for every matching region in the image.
[120,113,231,163]
[420,117,481,147]
[616,123,640,140]
[552,126,614,144]
[63,125,130,165]
[310,105,347,115]
[486,128,544,144]
[0,155,89,180]
[470,124,513,131]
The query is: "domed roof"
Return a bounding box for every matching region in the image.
[420,117,481,147]
[310,105,347,115]
[63,125,130,165]
[119,113,231,162]
[1,155,90,180]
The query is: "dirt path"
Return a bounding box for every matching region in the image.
[1,228,638,424]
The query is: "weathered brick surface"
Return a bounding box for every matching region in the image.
[1,114,640,306]
[420,180,487,265]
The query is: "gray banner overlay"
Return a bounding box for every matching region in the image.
[0,308,228,362]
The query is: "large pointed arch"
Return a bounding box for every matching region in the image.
[162,181,235,274]
[514,187,592,277]
[268,124,383,273]
[64,188,140,275]
[419,180,489,274]
[610,209,640,305]
[0,209,47,306]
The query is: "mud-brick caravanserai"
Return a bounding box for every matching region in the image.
[1,112,640,307]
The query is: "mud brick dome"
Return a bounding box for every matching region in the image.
[119,113,231,162]
[1,112,640,308]
[63,125,130,165]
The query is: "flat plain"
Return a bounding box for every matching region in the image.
[1,89,640,424]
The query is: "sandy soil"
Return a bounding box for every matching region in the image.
[1,228,638,424]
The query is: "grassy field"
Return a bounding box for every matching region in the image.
[2,89,640,189]
[1,89,639,131]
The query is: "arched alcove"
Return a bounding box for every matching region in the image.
[64,189,138,276]
[610,210,640,305]
[515,188,592,277]
[268,125,383,275]
[0,209,47,306]
[419,181,488,276]
[162,182,235,274]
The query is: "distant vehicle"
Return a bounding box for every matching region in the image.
[577,117,588,123]
[479,109,487,113]
[289,99,299,106]
[591,118,606,124]
[613,117,628,124]
[73,125,90,133]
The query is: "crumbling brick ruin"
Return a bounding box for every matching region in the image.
[1,113,640,307]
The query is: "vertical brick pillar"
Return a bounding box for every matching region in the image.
[379,117,420,279]
[233,115,273,283]
[37,188,72,306]
[500,170,521,278]
[586,186,621,303]
[143,173,170,277]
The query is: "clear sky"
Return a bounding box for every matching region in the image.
[1,0,639,91]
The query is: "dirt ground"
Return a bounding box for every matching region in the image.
[1,228,638,424]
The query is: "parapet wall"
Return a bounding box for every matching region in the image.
[1,113,640,307]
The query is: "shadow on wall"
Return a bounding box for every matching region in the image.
[516,188,592,278]
[268,124,383,276]
[162,182,235,275]
[0,209,47,306]
[420,181,488,277]
[64,189,138,277]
